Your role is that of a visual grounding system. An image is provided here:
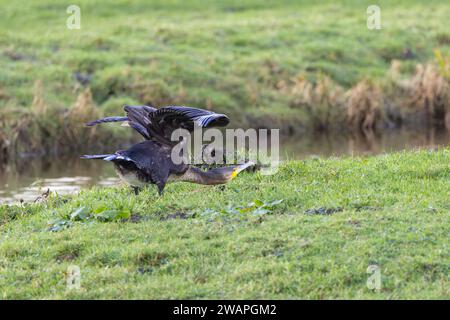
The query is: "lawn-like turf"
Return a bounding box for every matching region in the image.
[0,149,448,299]
[1,0,449,161]
[1,0,449,123]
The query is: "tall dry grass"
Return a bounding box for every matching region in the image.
[62,88,101,148]
[383,56,450,129]
[0,83,110,162]
[3,80,49,156]
[0,120,9,163]
[285,74,346,131]
[403,64,450,128]
[346,80,384,132]
[283,58,450,133]
[31,80,46,114]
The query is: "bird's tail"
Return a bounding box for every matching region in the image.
[81,154,134,162]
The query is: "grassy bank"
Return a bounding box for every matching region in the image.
[1,0,450,160]
[0,149,448,299]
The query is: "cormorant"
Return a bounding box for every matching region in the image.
[82,105,254,195]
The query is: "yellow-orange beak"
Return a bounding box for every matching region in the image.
[230,161,255,180]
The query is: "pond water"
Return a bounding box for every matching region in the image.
[1,129,449,204]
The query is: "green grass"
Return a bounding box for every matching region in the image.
[1,0,449,123]
[1,149,448,299]
[1,0,449,161]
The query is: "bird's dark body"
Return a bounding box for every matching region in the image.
[107,140,188,194]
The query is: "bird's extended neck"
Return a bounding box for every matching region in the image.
[176,162,254,185]
[178,166,231,185]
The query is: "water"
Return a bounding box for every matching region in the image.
[1,130,449,204]
[0,158,120,204]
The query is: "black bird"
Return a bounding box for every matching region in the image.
[82,105,254,195]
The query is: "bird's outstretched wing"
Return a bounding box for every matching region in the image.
[145,106,229,144]
[86,105,229,145]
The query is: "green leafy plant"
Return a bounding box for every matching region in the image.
[47,219,73,232]
[47,206,131,232]
[94,208,131,222]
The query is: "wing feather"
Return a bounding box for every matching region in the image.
[152,106,229,128]
[85,105,229,145]
[85,116,128,127]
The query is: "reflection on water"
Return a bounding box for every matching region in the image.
[280,129,450,158]
[0,158,120,204]
[0,129,449,204]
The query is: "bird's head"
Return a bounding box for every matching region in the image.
[228,161,256,180]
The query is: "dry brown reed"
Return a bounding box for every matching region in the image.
[403,63,450,128]
[286,74,345,131]
[31,80,46,114]
[63,88,101,148]
[0,85,106,162]
[346,80,384,132]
